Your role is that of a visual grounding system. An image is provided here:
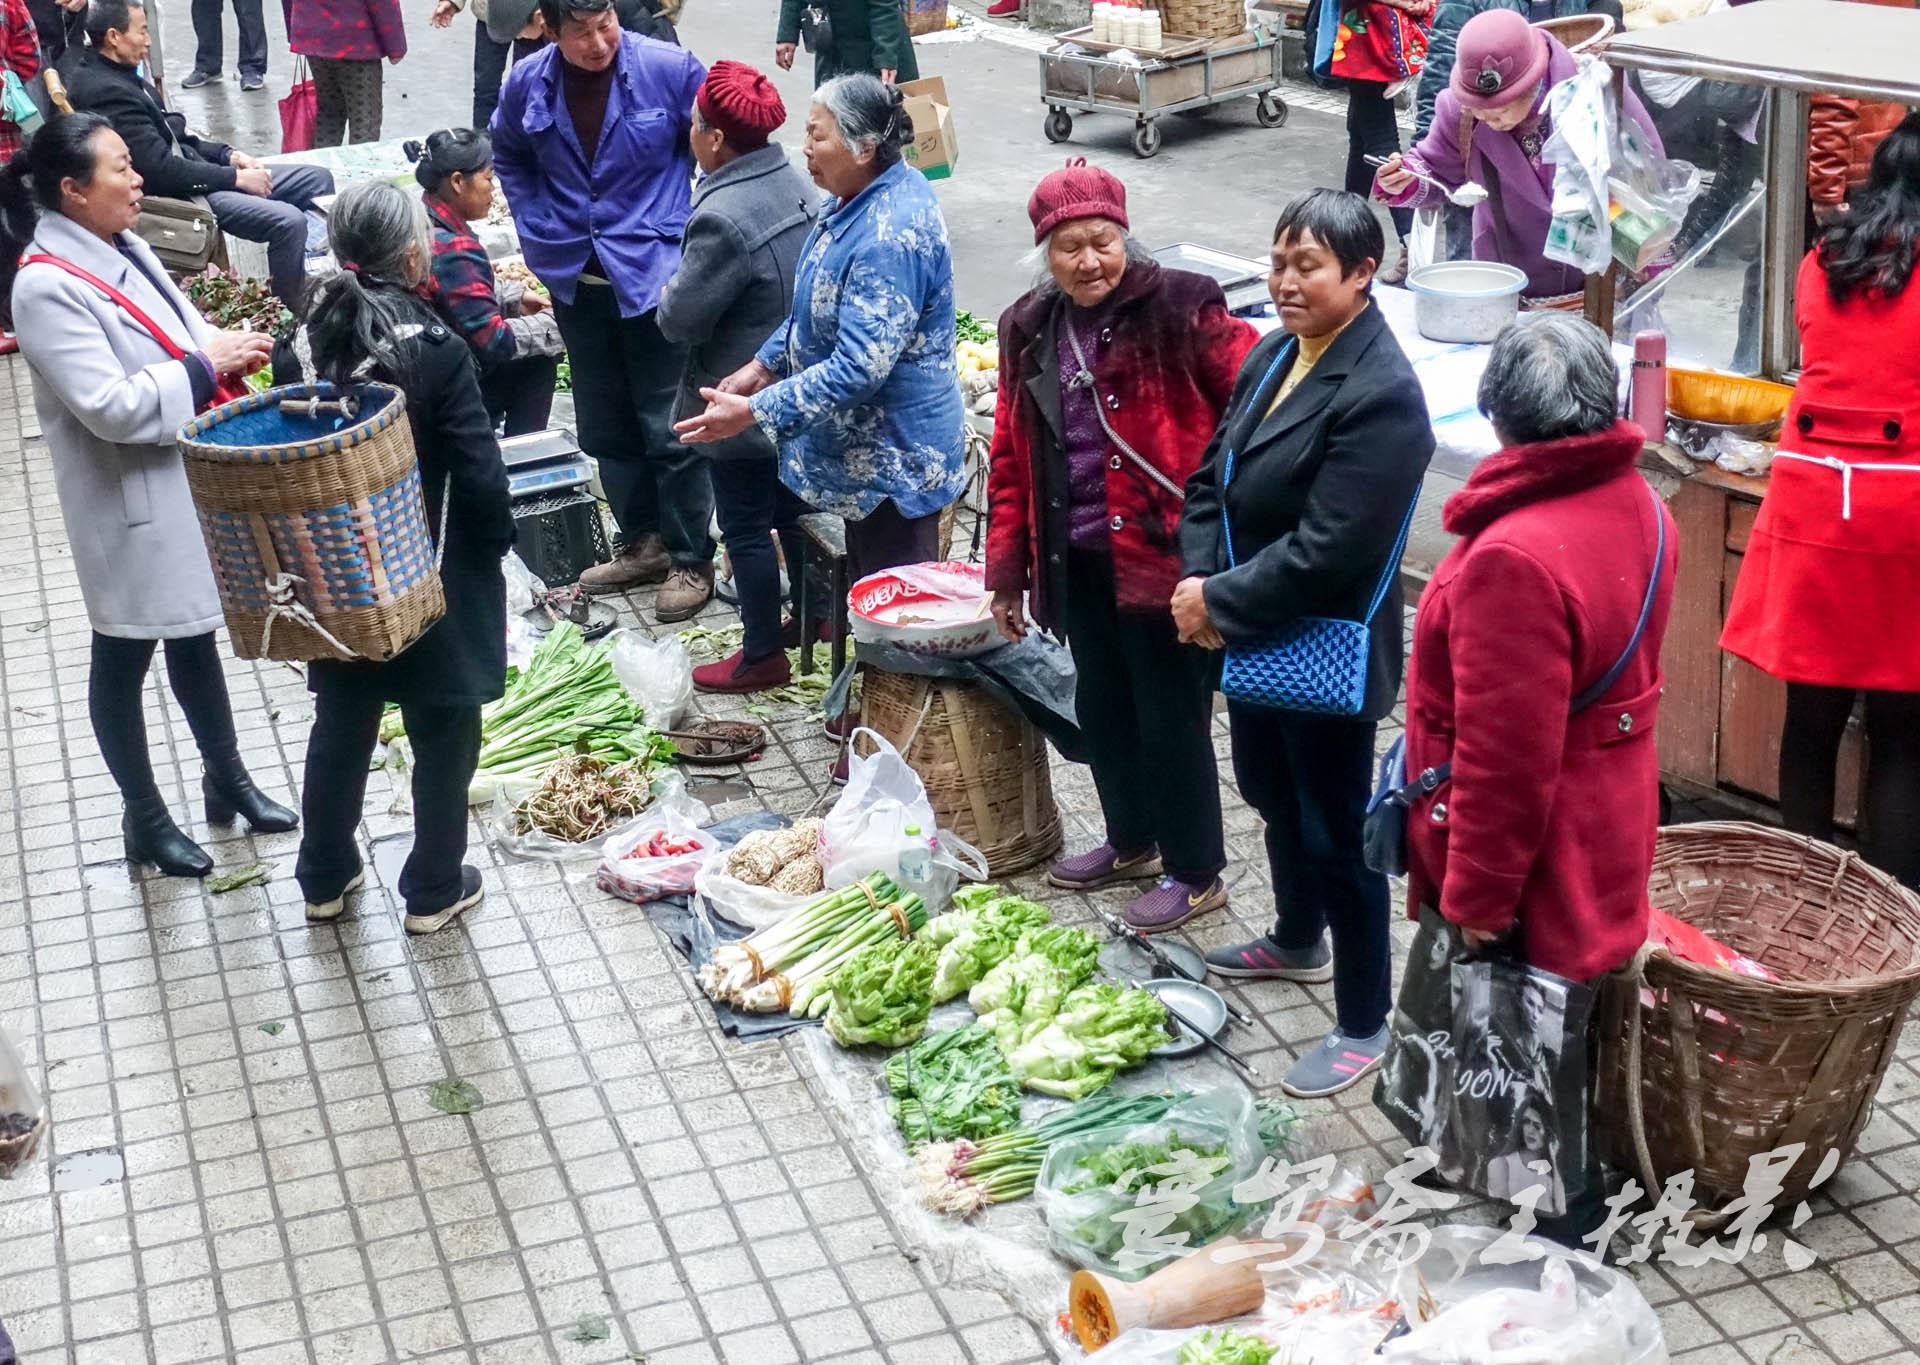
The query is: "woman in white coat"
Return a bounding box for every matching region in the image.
[1,113,296,878]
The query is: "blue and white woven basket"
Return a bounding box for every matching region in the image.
[178,382,445,663]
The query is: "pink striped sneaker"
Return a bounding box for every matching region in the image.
[1281,1026,1390,1099]
[1204,936,1333,982]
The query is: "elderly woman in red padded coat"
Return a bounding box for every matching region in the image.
[1721,111,1920,888]
[1400,311,1677,1243]
[985,161,1255,933]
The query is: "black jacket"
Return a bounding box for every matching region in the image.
[65,50,239,198]
[1179,300,1435,721]
[273,318,517,709]
[29,0,83,68]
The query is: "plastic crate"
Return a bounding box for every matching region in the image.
[512,488,611,587]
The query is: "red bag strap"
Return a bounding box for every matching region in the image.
[19,253,192,360]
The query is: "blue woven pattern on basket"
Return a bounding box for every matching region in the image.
[201,511,272,610]
[183,383,399,463]
[252,475,434,613]
[1221,617,1372,715]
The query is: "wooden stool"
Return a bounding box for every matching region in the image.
[794,512,850,681]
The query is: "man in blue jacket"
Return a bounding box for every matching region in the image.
[491,0,715,618]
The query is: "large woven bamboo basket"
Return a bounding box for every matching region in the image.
[859,669,1063,876]
[178,383,445,664]
[1597,823,1920,1229]
[1155,0,1245,41]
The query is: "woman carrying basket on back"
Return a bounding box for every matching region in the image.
[279,179,518,935]
[1,112,294,881]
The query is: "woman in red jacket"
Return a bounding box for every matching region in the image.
[1400,313,1675,1235]
[288,0,406,145]
[985,162,1255,931]
[1721,112,1920,887]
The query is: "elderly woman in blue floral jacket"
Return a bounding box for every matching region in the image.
[676,73,966,579]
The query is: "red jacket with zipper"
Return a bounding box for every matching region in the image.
[1404,421,1678,983]
[984,261,1254,630]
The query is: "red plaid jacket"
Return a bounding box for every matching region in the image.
[0,0,42,167]
[423,195,518,373]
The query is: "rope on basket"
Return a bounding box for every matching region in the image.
[260,574,359,659]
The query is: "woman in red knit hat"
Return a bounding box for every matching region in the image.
[658,61,822,693]
[985,160,1256,932]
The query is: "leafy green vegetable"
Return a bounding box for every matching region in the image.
[955,309,996,345]
[565,1314,609,1343]
[922,887,1052,1002]
[426,1078,485,1115]
[244,364,275,394]
[1003,982,1170,1099]
[1255,1097,1302,1157]
[184,268,293,333]
[208,862,273,894]
[1177,1328,1277,1365]
[914,1090,1190,1213]
[967,924,1098,1015]
[823,938,938,1048]
[886,1024,1022,1145]
[1061,1130,1228,1196]
[1057,1127,1243,1278]
[258,1021,286,1037]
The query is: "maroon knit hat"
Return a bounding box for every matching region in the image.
[697,61,787,151]
[1027,158,1129,244]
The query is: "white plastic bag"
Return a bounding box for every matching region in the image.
[489,770,709,865]
[695,857,814,931]
[1382,1258,1629,1364]
[0,1023,48,1180]
[608,629,694,729]
[596,780,719,903]
[502,550,546,617]
[820,727,938,877]
[1543,57,1617,275]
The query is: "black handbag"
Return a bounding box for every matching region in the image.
[1362,481,1666,877]
[799,3,833,54]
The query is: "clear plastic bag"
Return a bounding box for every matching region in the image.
[502,550,546,617]
[695,855,814,930]
[1037,1088,1267,1280]
[607,629,694,729]
[0,1023,47,1180]
[489,770,710,866]
[597,779,720,903]
[1382,1257,1629,1364]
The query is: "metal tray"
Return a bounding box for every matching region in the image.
[1152,241,1269,291]
[1143,978,1229,1058]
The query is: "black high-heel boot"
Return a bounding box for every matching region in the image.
[203,752,299,833]
[124,797,214,877]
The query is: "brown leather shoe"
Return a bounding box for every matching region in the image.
[655,564,715,622]
[579,535,671,594]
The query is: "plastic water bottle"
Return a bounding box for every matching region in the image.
[1141,6,1161,48]
[897,824,934,899]
[1092,2,1113,41]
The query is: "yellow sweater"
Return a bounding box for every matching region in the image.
[1266,319,1352,416]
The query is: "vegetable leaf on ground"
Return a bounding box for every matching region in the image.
[427,1078,485,1116]
[208,862,273,894]
[565,1314,609,1343]
[258,1021,286,1037]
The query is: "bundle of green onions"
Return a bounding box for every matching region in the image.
[384,624,671,803]
[699,873,929,1014]
[912,1090,1188,1216]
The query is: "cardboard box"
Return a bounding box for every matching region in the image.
[899,77,958,180]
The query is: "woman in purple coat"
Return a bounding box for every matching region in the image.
[1374,9,1662,299]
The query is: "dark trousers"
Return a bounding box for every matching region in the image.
[205,162,334,305]
[89,631,238,802]
[309,56,384,146]
[295,684,482,913]
[1346,79,1413,239]
[845,497,940,580]
[1228,702,1391,1038]
[1781,683,1920,887]
[190,0,266,79]
[483,353,559,437]
[1064,552,1225,884]
[712,457,812,663]
[553,285,711,566]
[471,28,547,129]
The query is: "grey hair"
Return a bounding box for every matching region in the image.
[1024,226,1155,297]
[812,74,911,168]
[1477,312,1620,445]
[300,180,436,388]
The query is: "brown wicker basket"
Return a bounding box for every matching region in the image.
[904,0,949,36]
[858,670,1063,876]
[1155,0,1245,41]
[179,384,446,664]
[1598,823,1920,1229]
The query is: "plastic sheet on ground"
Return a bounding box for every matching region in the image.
[796,1002,1259,1339]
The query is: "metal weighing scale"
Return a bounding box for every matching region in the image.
[501,428,594,501]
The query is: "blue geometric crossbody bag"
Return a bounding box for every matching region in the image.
[1217,339,1421,716]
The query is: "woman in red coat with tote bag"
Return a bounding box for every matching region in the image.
[1721,111,1920,887]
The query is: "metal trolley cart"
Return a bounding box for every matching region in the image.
[1039,29,1287,158]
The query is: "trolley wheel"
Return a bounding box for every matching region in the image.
[1044,108,1073,143]
[1131,120,1162,158]
[1256,92,1289,128]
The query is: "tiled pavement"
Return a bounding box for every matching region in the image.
[5,350,1920,1364]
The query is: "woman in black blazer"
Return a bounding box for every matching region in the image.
[1175,190,1435,1100]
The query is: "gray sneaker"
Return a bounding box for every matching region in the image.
[1204,935,1334,982]
[1282,1026,1390,1099]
